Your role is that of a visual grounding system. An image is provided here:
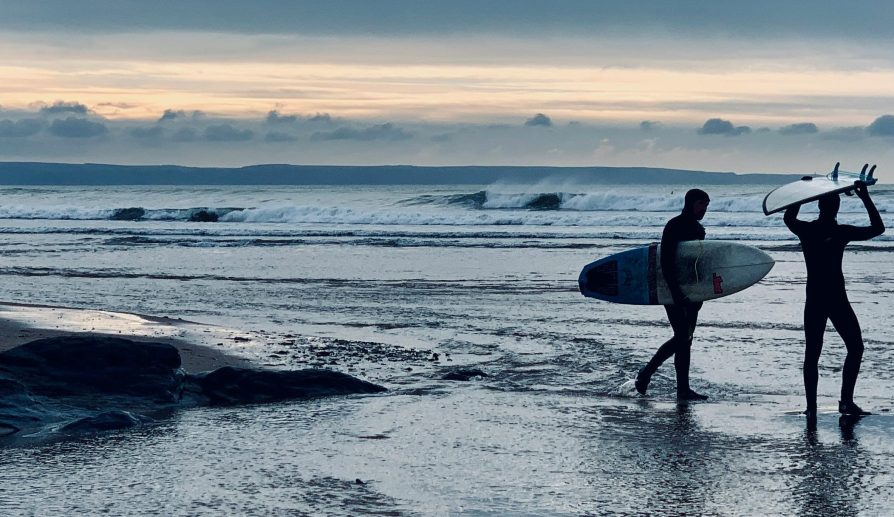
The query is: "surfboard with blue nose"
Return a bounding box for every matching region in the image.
[578,241,774,305]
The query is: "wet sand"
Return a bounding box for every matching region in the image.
[0,302,255,372]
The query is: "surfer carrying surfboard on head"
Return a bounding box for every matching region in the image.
[635,189,711,401]
[783,179,884,416]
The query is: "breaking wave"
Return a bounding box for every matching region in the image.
[419,190,892,213]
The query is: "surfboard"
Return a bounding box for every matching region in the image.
[578,241,774,305]
[762,163,878,215]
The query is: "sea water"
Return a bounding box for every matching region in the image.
[1,183,893,515]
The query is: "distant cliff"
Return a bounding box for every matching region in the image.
[0,162,800,185]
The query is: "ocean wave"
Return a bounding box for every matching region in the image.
[412,189,894,213]
[0,205,244,222]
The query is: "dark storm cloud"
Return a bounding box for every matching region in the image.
[204,124,254,142]
[524,113,552,127]
[639,120,662,131]
[867,114,894,136]
[778,122,818,135]
[4,1,893,40]
[39,101,89,116]
[310,123,412,142]
[48,117,108,138]
[0,119,44,138]
[697,118,751,136]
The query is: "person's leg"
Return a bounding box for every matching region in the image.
[829,298,870,415]
[675,303,706,400]
[635,304,690,394]
[803,300,827,414]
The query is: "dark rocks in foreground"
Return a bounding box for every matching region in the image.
[194,366,385,405]
[0,336,386,442]
[0,336,184,402]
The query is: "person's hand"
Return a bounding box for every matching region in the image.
[854,180,871,200]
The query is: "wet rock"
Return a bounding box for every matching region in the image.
[0,336,184,403]
[110,207,146,221]
[441,368,488,381]
[189,209,218,222]
[192,366,386,405]
[0,335,387,443]
[59,410,148,434]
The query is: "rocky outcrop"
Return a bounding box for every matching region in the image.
[193,366,385,405]
[0,336,386,443]
[0,336,184,402]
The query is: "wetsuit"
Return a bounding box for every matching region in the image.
[637,208,705,395]
[784,197,884,411]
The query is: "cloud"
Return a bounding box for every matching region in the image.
[48,117,107,138]
[822,126,866,142]
[525,113,552,127]
[639,120,662,131]
[0,118,43,138]
[172,127,199,142]
[778,122,818,135]
[310,123,413,142]
[867,114,894,136]
[309,113,333,123]
[158,109,205,122]
[265,110,298,124]
[129,126,164,139]
[204,124,254,142]
[264,131,297,142]
[697,118,751,136]
[4,2,894,42]
[39,101,89,116]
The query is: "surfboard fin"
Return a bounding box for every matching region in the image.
[831,162,840,180]
[868,164,876,181]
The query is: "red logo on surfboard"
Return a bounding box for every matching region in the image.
[712,273,723,294]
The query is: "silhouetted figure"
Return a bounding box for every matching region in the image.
[636,189,711,400]
[784,181,884,416]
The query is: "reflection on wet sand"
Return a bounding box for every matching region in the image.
[790,415,868,517]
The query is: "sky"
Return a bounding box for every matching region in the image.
[1,1,893,173]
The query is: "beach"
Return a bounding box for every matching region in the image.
[0,183,893,515]
[0,302,255,372]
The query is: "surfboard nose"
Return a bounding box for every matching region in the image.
[579,260,619,297]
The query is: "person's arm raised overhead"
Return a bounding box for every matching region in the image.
[841,181,885,241]
[784,203,809,237]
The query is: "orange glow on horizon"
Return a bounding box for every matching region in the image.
[1,60,892,126]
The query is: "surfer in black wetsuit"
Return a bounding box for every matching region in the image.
[784,181,884,416]
[635,189,711,401]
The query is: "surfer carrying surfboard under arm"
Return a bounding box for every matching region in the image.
[635,189,711,401]
[783,180,885,416]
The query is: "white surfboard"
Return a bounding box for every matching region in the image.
[763,163,877,215]
[579,241,775,305]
